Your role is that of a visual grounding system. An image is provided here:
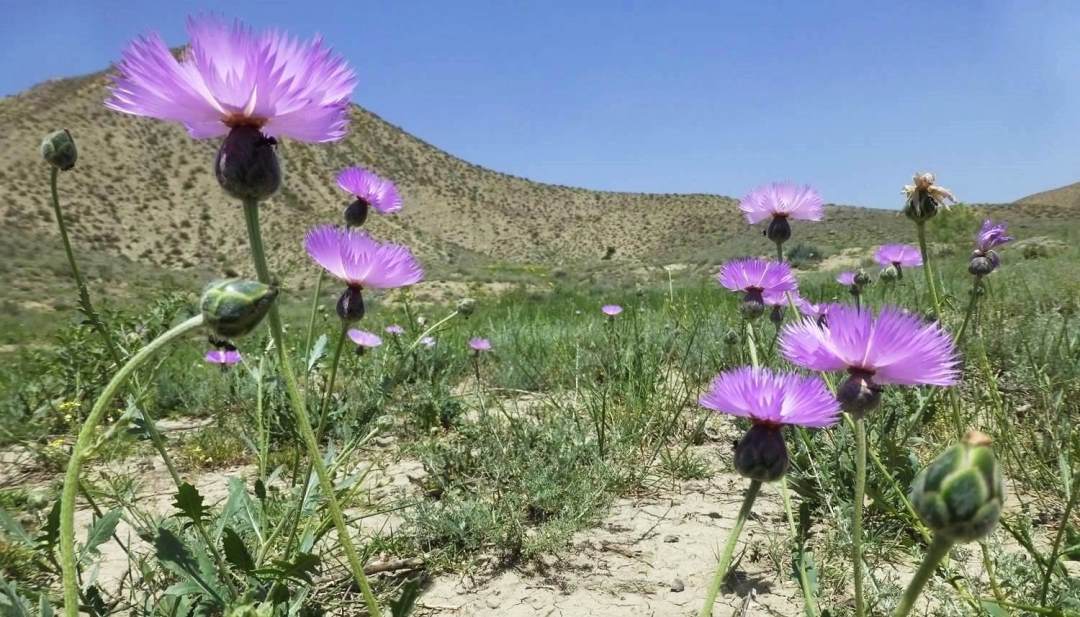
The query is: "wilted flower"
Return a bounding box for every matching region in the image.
[911,431,1004,543]
[348,329,382,349]
[205,349,241,365]
[700,367,840,481]
[601,304,623,317]
[468,337,492,352]
[718,258,798,319]
[338,167,402,226]
[740,182,824,245]
[903,172,956,222]
[969,219,1014,276]
[781,304,958,417]
[107,16,356,201]
[385,324,405,335]
[304,225,424,322]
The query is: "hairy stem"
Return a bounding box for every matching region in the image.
[853,416,867,617]
[892,535,953,617]
[698,480,762,617]
[241,201,383,617]
[303,270,327,370]
[60,315,204,617]
[1040,470,1080,604]
[782,479,819,617]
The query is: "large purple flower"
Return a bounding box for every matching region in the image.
[781,304,959,416]
[337,167,403,215]
[970,219,1013,276]
[718,258,798,318]
[107,16,356,142]
[740,182,825,224]
[875,244,923,269]
[700,367,840,429]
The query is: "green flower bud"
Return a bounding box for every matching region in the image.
[741,289,766,320]
[456,297,476,317]
[880,264,901,282]
[734,424,789,482]
[911,431,1004,544]
[201,279,278,338]
[41,129,78,171]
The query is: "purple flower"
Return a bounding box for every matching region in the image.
[699,367,840,429]
[469,337,492,352]
[602,304,623,317]
[106,16,356,142]
[791,294,833,323]
[739,182,825,224]
[348,329,383,348]
[781,304,958,387]
[718,259,798,319]
[385,324,405,335]
[419,336,436,348]
[205,349,241,365]
[975,219,1013,253]
[875,244,923,268]
[304,226,424,289]
[337,167,403,215]
[836,271,857,286]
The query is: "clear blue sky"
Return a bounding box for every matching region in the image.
[4,1,1080,207]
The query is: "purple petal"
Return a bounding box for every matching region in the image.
[699,367,840,429]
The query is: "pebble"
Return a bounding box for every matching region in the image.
[663,534,679,543]
[670,578,685,593]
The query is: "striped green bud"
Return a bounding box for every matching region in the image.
[201,279,278,338]
[41,129,78,171]
[910,431,1004,543]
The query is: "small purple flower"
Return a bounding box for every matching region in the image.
[875,244,923,268]
[781,304,959,416]
[699,367,840,429]
[419,336,436,348]
[718,258,798,318]
[469,337,492,352]
[385,324,405,335]
[348,329,382,348]
[602,304,623,317]
[205,349,241,365]
[791,294,832,323]
[836,271,857,286]
[305,226,424,289]
[739,182,825,224]
[106,16,356,142]
[337,167,403,215]
[970,219,1014,276]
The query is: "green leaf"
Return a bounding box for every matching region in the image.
[307,334,328,371]
[258,553,321,584]
[35,500,61,551]
[0,507,33,545]
[173,483,208,525]
[222,527,255,572]
[155,528,225,607]
[38,595,54,617]
[79,509,122,563]
[979,600,1009,617]
[390,580,421,617]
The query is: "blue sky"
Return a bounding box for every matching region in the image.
[4,1,1080,207]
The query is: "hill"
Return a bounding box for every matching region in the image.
[1015,181,1080,209]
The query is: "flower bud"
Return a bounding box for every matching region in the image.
[741,289,766,320]
[904,193,939,222]
[344,199,369,227]
[837,372,882,418]
[854,270,872,287]
[336,286,365,322]
[911,431,1004,543]
[201,279,278,338]
[968,253,997,277]
[723,329,740,345]
[880,264,901,282]
[456,297,476,317]
[734,424,789,482]
[41,129,78,171]
[765,216,791,245]
[769,305,785,326]
[215,126,282,202]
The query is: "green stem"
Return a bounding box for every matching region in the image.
[954,276,982,346]
[853,416,867,617]
[405,310,461,353]
[1040,470,1080,604]
[698,480,762,617]
[745,321,760,368]
[781,479,819,617]
[915,221,942,317]
[256,356,267,480]
[49,167,121,366]
[60,315,204,617]
[241,201,383,617]
[775,241,784,263]
[303,270,327,367]
[891,535,953,617]
[980,541,1008,609]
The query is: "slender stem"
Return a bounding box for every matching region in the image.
[980,541,1007,608]
[775,241,784,263]
[745,321,760,368]
[915,221,942,317]
[241,201,383,617]
[1040,470,1080,604]
[853,416,867,617]
[955,276,982,346]
[891,536,953,617]
[303,270,326,368]
[60,315,204,617]
[256,356,267,480]
[698,480,762,617]
[405,310,460,353]
[781,479,819,617]
[49,167,121,366]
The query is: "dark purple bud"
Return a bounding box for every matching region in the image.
[741,289,766,320]
[765,216,792,245]
[344,199,370,227]
[968,253,997,277]
[734,424,789,482]
[837,372,882,418]
[336,286,365,322]
[769,305,785,326]
[215,126,281,202]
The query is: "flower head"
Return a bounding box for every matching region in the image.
[602,304,623,317]
[903,172,956,221]
[740,182,824,224]
[836,271,857,286]
[107,16,356,142]
[385,324,405,335]
[348,329,382,348]
[875,244,923,268]
[205,349,241,365]
[337,167,403,215]
[305,225,424,289]
[718,258,798,319]
[781,304,958,387]
[699,367,840,429]
[975,219,1013,254]
[419,336,436,348]
[469,337,492,352]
